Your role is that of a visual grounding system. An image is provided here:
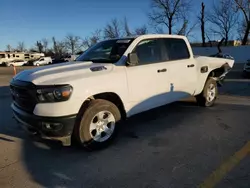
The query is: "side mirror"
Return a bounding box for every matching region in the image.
[127,53,138,66]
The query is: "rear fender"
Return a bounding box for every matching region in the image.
[194,63,231,95]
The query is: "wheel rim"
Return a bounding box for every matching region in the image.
[89,111,115,142]
[207,83,216,102]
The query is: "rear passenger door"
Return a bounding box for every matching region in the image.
[162,38,197,98]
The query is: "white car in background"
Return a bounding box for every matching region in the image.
[5,60,27,67]
[64,55,78,62]
[33,57,52,66]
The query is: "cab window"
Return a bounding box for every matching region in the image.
[162,38,190,61]
[133,39,163,65]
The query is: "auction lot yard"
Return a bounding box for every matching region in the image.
[0,64,250,188]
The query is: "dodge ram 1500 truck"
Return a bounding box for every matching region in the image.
[10,34,234,150]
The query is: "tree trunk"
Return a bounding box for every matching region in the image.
[169,18,172,34]
[217,38,225,53]
[225,34,228,46]
[242,21,250,45]
[201,2,206,47]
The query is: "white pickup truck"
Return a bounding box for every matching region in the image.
[10,34,234,150]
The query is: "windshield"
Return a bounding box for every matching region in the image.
[76,38,134,63]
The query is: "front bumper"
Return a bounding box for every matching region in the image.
[11,103,76,146]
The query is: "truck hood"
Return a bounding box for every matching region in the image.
[14,61,114,85]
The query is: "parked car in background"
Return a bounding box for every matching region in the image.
[64,55,78,62]
[33,57,52,66]
[4,59,27,67]
[243,59,250,78]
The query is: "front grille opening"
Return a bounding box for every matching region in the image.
[10,80,37,113]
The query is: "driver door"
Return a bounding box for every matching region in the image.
[126,38,173,116]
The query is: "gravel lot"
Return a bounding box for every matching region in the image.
[0,63,250,188]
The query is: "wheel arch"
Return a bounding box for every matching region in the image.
[194,63,230,95]
[76,92,127,122]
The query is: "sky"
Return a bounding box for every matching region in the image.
[0,0,214,50]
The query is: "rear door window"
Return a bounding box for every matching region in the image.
[162,38,190,61]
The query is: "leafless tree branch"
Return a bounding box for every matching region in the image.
[208,0,238,46]
[148,0,192,34]
[65,34,81,54]
[104,18,122,39]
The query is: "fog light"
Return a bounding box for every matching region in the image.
[41,122,63,131]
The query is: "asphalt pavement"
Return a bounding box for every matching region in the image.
[0,64,250,188]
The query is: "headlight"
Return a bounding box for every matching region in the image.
[36,85,73,102]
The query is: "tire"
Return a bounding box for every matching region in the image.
[36,63,40,66]
[74,99,121,150]
[195,78,218,107]
[5,63,10,67]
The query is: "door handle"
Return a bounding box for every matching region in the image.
[187,64,195,68]
[157,68,167,73]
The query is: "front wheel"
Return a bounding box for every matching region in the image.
[195,78,218,107]
[74,99,121,150]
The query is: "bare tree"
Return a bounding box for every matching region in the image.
[155,27,165,34]
[52,37,58,54]
[176,17,197,38]
[237,20,247,40]
[82,29,102,48]
[16,42,26,52]
[123,17,132,36]
[233,0,250,45]
[6,44,12,52]
[52,37,66,58]
[42,38,49,53]
[65,34,81,55]
[198,2,206,47]
[104,18,122,39]
[208,0,238,46]
[148,0,192,34]
[35,41,44,53]
[57,41,67,57]
[134,25,148,35]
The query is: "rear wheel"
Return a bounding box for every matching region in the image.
[196,78,218,107]
[74,99,121,150]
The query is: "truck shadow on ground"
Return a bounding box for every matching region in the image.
[19,99,250,187]
[20,95,204,187]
